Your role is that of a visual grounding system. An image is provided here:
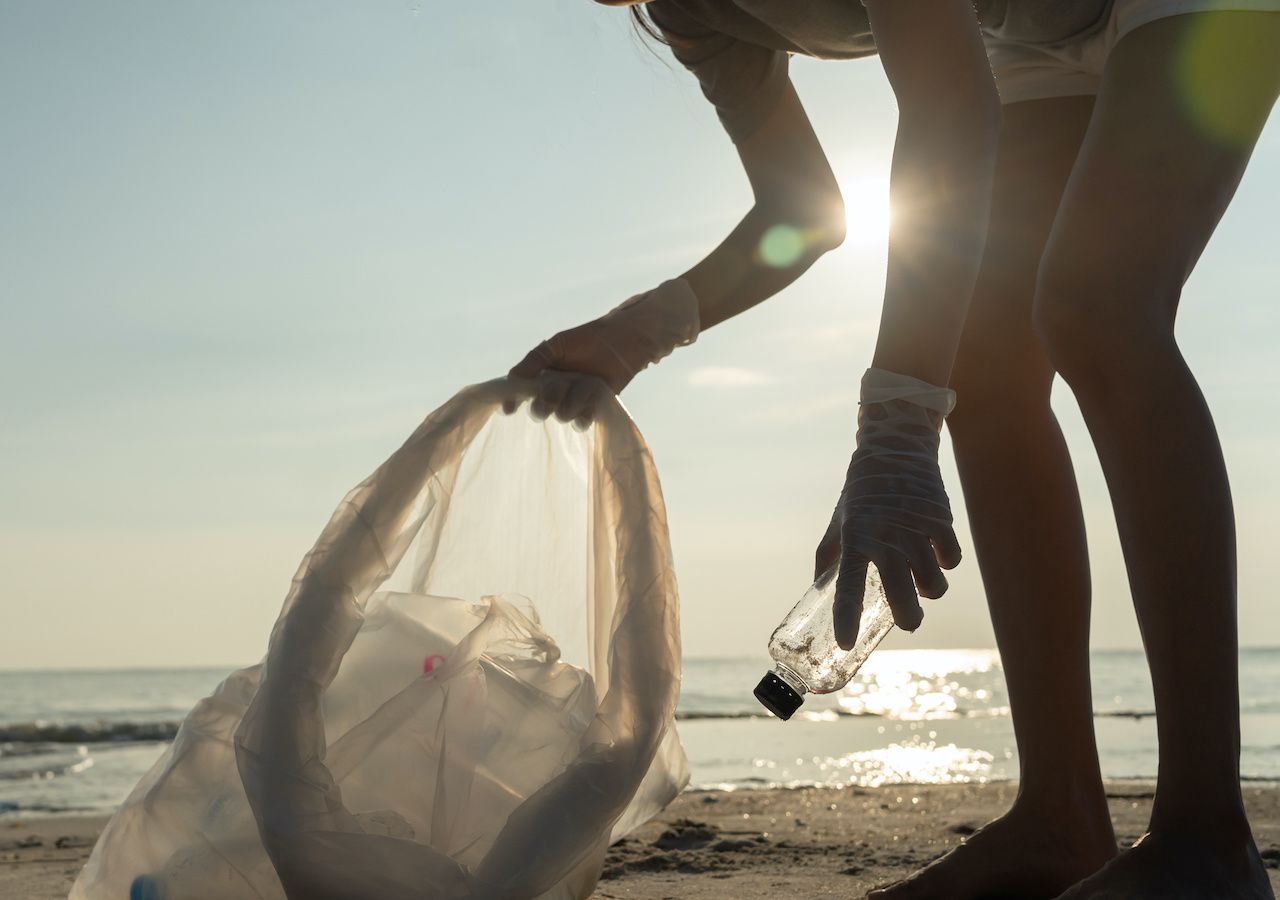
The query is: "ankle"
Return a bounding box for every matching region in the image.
[1136,821,1265,884]
[1149,777,1250,841]
[1006,787,1116,863]
[1149,801,1253,847]
[1013,776,1112,825]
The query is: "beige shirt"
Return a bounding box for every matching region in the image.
[649,0,1113,142]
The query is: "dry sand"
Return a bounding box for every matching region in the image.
[4,783,1278,899]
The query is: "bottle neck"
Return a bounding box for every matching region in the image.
[772,662,809,696]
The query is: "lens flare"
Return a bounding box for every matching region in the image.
[1176,17,1266,149]
[758,224,807,268]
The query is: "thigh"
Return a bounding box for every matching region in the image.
[1039,12,1280,330]
[949,96,1094,413]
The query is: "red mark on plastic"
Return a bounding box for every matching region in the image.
[422,654,446,676]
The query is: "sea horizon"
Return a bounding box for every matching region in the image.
[5,643,1279,674]
[5,647,1280,818]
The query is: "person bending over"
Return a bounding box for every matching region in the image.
[511,2,1280,896]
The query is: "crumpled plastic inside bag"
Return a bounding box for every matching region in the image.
[71,378,689,900]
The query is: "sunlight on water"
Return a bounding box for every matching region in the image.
[837,649,1002,720]
[745,734,997,788]
[861,648,1000,677]
[825,737,996,788]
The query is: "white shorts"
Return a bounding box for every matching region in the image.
[987,0,1280,104]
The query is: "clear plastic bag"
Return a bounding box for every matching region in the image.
[71,379,689,900]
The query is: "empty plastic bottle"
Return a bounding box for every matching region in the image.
[754,564,893,720]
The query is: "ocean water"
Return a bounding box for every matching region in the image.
[3,649,1279,818]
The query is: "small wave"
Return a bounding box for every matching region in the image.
[0,721,179,744]
[677,707,1158,722]
[677,708,881,722]
[0,766,85,783]
[689,774,1020,792]
[0,799,98,815]
[1094,710,1157,720]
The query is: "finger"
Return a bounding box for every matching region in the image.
[573,388,604,430]
[814,510,841,585]
[531,371,573,421]
[931,526,963,570]
[575,378,613,430]
[556,375,598,424]
[876,554,924,633]
[500,377,537,416]
[833,550,869,652]
[905,537,948,601]
[509,336,562,381]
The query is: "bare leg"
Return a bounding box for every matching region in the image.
[870,97,1117,900]
[1032,14,1280,899]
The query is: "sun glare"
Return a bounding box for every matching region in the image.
[835,171,892,253]
[755,170,890,268]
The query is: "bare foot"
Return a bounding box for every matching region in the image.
[1052,830,1274,900]
[867,801,1117,900]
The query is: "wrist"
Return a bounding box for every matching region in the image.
[648,277,701,349]
[598,278,700,379]
[860,367,955,416]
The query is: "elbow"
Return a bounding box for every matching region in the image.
[813,191,847,253]
[798,198,846,256]
[758,186,847,258]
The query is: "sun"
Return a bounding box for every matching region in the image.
[754,168,892,268]
[834,171,892,253]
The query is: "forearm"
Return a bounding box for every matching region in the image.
[680,76,846,330]
[864,0,1001,387]
[871,109,1000,385]
[682,196,844,330]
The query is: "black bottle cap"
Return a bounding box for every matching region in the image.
[754,670,804,721]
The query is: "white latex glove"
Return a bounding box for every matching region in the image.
[815,368,961,650]
[505,278,699,426]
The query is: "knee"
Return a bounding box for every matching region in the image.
[1030,260,1095,374]
[947,340,1052,450]
[1031,248,1180,388]
[947,388,1052,460]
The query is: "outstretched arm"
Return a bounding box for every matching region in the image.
[681,76,846,329]
[509,77,845,420]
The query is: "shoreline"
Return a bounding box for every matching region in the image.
[4,782,1278,898]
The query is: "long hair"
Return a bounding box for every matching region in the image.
[630,6,670,45]
[630,4,700,58]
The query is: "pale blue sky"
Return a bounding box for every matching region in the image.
[2,2,1278,669]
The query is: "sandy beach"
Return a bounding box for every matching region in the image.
[4,782,1277,899]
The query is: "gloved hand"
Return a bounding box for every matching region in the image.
[814,368,962,650]
[505,278,700,426]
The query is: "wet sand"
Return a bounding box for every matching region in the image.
[1,814,101,900]
[4,783,1278,898]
